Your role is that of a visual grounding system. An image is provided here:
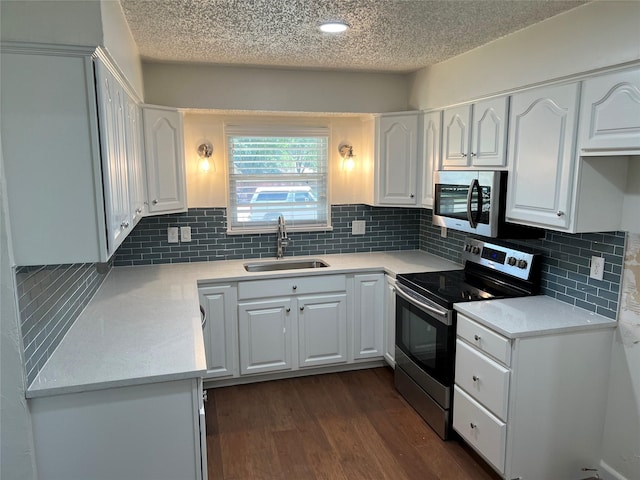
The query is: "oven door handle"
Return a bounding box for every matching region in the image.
[395,284,452,326]
[466,178,481,229]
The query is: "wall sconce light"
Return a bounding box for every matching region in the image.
[197,141,214,172]
[339,143,355,171]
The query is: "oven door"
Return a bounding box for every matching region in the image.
[394,283,455,389]
[432,170,501,237]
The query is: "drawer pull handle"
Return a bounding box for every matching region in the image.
[300,306,305,311]
[472,375,479,382]
[474,334,481,341]
[286,308,291,313]
[292,285,297,290]
[470,422,477,429]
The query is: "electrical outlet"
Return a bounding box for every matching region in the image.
[180,226,192,242]
[352,220,366,235]
[167,227,179,244]
[441,226,447,238]
[590,256,605,280]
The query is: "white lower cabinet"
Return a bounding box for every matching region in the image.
[238,298,293,375]
[205,272,388,384]
[298,293,348,368]
[383,274,396,367]
[352,273,385,359]
[199,284,238,379]
[30,378,207,480]
[454,314,613,479]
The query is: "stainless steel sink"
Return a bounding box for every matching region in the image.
[243,259,329,272]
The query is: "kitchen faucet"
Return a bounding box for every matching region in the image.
[276,215,289,258]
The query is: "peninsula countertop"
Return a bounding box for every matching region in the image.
[27,250,461,398]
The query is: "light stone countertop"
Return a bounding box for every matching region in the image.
[454,295,617,339]
[27,250,461,398]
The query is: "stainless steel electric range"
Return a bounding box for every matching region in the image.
[394,237,541,439]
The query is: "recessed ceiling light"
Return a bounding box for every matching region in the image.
[319,21,350,33]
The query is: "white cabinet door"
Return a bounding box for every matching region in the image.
[238,298,293,375]
[142,106,187,214]
[579,68,640,154]
[383,275,396,368]
[421,111,441,207]
[506,82,579,229]
[298,293,347,368]
[95,59,131,254]
[375,113,419,205]
[199,284,238,379]
[125,95,146,227]
[470,97,509,167]
[353,274,385,360]
[443,105,471,167]
[443,98,508,168]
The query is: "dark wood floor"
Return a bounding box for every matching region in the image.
[205,367,502,480]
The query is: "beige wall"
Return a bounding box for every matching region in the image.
[0,0,102,46]
[144,62,409,113]
[408,0,640,110]
[183,112,374,208]
[100,0,144,99]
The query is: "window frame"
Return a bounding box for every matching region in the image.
[225,124,332,234]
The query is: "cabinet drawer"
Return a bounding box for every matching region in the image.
[453,386,506,475]
[455,340,510,421]
[238,275,346,300]
[457,314,511,366]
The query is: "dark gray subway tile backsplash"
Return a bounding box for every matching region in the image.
[113,205,420,266]
[17,205,624,388]
[16,263,110,385]
[419,209,624,319]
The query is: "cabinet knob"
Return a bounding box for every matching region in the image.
[556,210,564,217]
[292,285,297,290]
[120,221,129,229]
[136,208,142,214]
[470,422,477,429]
[470,152,477,157]
[286,308,291,313]
[472,375,480,382]
[461,153,468,158]
[152,199,159,205]
[474,334,481,341]
[300,306,305,311]
[410,194,415,198]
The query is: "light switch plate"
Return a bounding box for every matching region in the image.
[180,226,192,242]
[590,256,605,280]
[441,226,447,238]
[167,227,179,243]
[352,220,366,235]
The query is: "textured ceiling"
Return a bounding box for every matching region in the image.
[120,0,589,73]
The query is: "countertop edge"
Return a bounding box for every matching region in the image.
[26,368,208,399]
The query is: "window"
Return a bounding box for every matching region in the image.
[226,126,330,233]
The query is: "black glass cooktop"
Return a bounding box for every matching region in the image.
[396,268,530,309]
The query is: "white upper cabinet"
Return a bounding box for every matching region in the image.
[142,106,187,214]
[125,95,147,227]
[0,46,144,265]
[375,113,420,206]
[95,59,132,253]
[442,97,509,168]
[421,111,441,208]
[579,68,640,155]
[506,83,580,230]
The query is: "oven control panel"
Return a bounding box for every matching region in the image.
[462,238,537,281]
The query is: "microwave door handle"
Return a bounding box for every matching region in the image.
[473,180,483,226]
[466,178,480,228]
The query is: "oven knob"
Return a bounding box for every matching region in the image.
[471,246,481,255]
[507,256,517,266]
[464,244,471,252]
[517,259,528,269]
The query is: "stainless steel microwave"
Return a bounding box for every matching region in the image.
[432,170,543,239]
